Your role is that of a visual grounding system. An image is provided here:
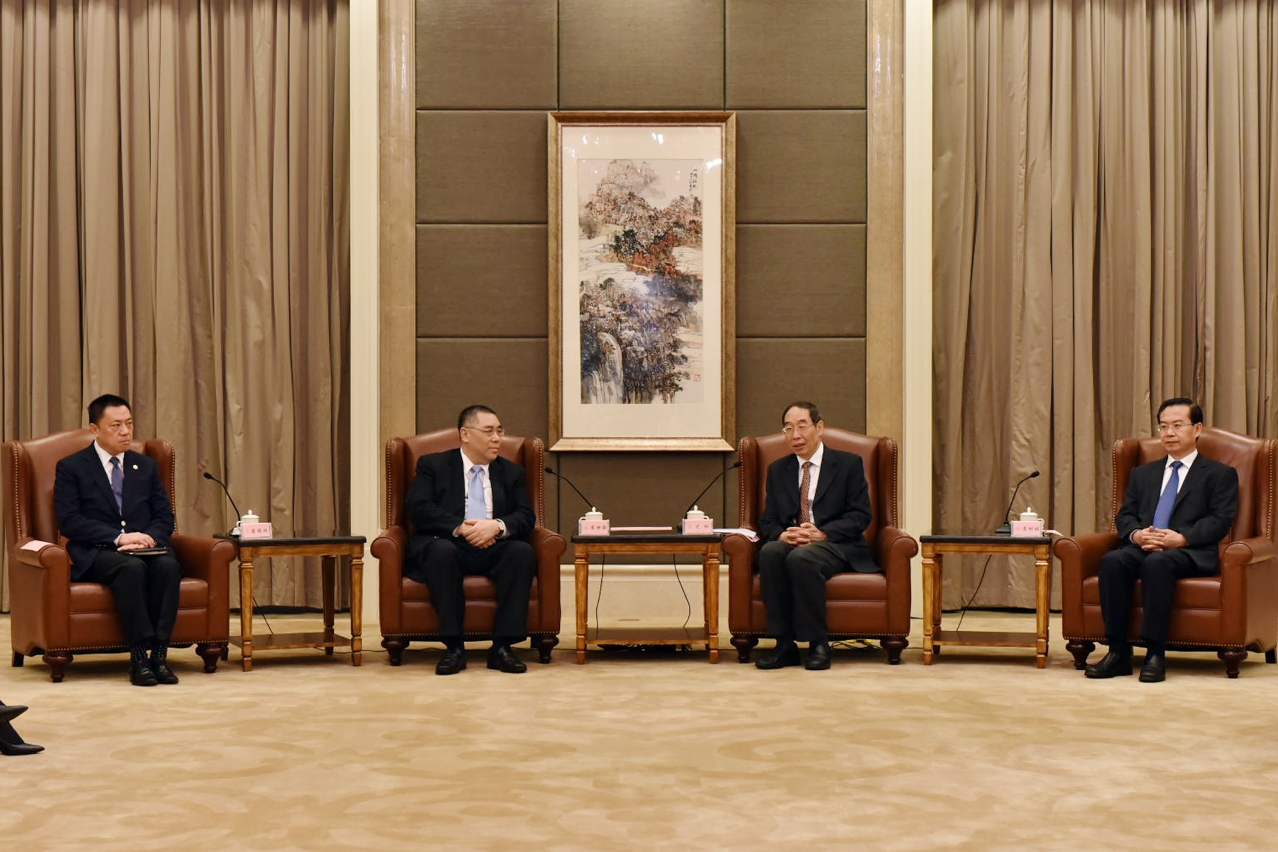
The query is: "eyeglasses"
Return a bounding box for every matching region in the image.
[467,426,505,437]
[782,422,815,435]
[1156,422,1192,434]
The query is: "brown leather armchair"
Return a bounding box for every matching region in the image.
[372,429,566,665]
[1053,427,1278,677]
[3,428,234,682]
[724,427,917,664]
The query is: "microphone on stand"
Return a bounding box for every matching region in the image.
[994,470,1040,535]
[544,466,601,513]
[682,460,743,519]
[203,471,243,536]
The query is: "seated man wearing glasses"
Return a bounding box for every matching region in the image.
[755,401,876,671]
[1086,397,1239,683]
[405,404,537,675]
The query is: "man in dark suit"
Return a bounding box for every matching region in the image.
[1086,397,1239,683]
[54,394,183,687]
[755,402,876,671]
[406,404,537,675]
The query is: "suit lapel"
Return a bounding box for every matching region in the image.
[83,444,121,515]
[1170,456,1208,514]
[814,448,838,505]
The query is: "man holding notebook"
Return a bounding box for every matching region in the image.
[54,394,183,687]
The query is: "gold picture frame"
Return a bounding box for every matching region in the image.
[548,111,736,451]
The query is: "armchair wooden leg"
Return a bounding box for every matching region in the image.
[1266,648,1276,664]
[1066,640,1095,670]
[382,637,407,666]
[11,651,23,668]
[730,634,758,664]
[882,637,908,665]
[534,634,558,664]
[196,643,225,673]
[1218,649,1246,678]
[43,651,72,683]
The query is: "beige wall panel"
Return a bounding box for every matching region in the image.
[736,224,866,337]
[726,0,867,109]
[416,111,547,223]
[416,339,548,442]
[416,0,557,109]
[552,451,735,558]
[736,338,866,438]
[559,0,725,110]
[416,225,547,337]
[736,110,867,224]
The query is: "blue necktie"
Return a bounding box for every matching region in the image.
[109,457,124,513]
[1151,460,1182,529]
[465,465,487,520]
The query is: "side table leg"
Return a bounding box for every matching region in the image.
[575,554,589,664]
[705,553,720,663]
[323,556,336,655]
[922,550,937,665]
[1035,548,1050,669]
[350,550,364,666]
[240,553,254,672]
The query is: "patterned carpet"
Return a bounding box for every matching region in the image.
[2,612,1277,851]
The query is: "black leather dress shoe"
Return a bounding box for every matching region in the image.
[152,662,180,685]
[1139,653,1167,683]
[0,740,44,757]
[487,646,527,673]
[130,660,159,687]
[435,647,467,675]
[805,642,832,670]
[1084,650,1132,679]
[0,705,28,725]
[755,641,801,670]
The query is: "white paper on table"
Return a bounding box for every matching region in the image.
[20,539,54,551]
[713,528,759,541]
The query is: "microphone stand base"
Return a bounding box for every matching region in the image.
[993,524,1011,536]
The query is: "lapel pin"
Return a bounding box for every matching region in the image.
[132,464,138,470]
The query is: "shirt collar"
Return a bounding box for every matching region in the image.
[798,442,825,467]
[93,441,124,466]
[1168,449,1198,471]
[459,448,490,471]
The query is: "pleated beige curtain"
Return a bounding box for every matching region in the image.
[934,0,1277,609]
[0,0,350,610]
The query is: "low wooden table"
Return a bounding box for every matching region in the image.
[920,534,1053,668]
[571,533,722,664]
[223,535,366,671]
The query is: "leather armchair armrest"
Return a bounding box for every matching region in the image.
[1220,536,1278,572]
[874,525,919,570]
[722,532,759,634]
[1053,532,1116,581]
[9,538,72,653]
[373,526,408,635]
[11,537,71,579]
[529,526,566,630]
[169,533,235,582]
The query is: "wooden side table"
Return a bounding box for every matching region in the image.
[571,534,722,664]
[224,535,366,671]
[920,534,1053,668]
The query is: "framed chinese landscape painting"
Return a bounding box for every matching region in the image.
[548,112,736,451]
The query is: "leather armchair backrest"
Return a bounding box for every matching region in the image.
[383,429,546,530]
[736,426,898,547]
[1109,427,1276,543]
[3,429,177,545]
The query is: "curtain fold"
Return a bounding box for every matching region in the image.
[935,0,1277,609]
[1,0,350,610]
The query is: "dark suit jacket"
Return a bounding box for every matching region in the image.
[54,443,176,581]
[405,449,536,570]
[1114,452,1239,572]
[758,446,876,572]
